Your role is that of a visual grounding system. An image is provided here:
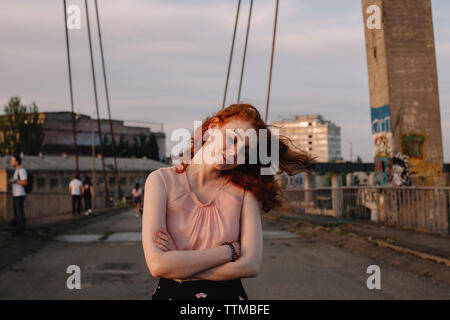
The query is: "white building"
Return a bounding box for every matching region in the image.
[270,114,342,162]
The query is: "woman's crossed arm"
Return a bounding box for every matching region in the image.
[153,189,263,281]
[181,190,263,281]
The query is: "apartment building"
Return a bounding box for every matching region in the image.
[270,114,342,162]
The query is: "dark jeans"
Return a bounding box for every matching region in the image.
[72,195,82,215]
[84,194,92,211]
[12,196,26,232]
[152,278,248,300]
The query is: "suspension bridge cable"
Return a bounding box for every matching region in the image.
[94,0,121,199]
[237,0,253,103]
[85,0,110,206]
[222,0,241,109]
[265,0,279,123]
[63,0,80,174]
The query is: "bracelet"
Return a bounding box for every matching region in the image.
[222,242,237,262]
[232,243,240,260]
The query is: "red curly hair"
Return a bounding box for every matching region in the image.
[174,103,316,213]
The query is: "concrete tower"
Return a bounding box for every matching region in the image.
[362,0,444,186]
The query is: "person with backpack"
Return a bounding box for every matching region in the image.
[7,153,28,236]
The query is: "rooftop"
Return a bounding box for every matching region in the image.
[271,114,339,127]
[0,155,168,172]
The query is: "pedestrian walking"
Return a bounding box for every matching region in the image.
[69,174,83,215]
[143,103,314,300]
[82,176,95,216]
[7,153,28,236]
[132,183,143,218]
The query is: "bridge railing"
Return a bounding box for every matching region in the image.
[283,186,450,235]
[0,191,106,224]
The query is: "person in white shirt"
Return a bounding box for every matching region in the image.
[7,153,28,235]
[132,183,143,218]
[69,174,83,215]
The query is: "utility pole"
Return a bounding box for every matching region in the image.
[85,0,110,206]
[94,0,121,200]
[91,126,96,210]
[349,142,353,162]
[265,0,279,122]
[63,0,79,175]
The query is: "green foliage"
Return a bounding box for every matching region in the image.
[101,135,112,157]
[117,197,129,208]
[101,132,159,160]
[0,96,45,156]
[323,172,347,187]
[147,132,159,160]
[323,172,333,187]
[118,134,132,157]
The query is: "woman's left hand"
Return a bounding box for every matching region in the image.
[153,228,177,251]
[154,229,190,282]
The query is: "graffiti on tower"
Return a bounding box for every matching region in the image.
[390,152,411,186]
[401,133,425,160]
[371,104,392,185]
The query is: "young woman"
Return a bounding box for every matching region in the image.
[132,183,144,218]
[142,104,314,300]
[82,176,95,216]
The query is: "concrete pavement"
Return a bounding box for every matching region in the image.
[0,208,448,299]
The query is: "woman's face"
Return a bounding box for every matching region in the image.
[205,118,256,171]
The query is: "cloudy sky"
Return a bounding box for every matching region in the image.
[1,0,449,161]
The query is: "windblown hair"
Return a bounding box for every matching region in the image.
[175,104,316,212]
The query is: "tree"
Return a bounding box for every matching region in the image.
[323,172,333,187]
[148,132,159,160]
[323,172,347,187]
[0,96,44,156]
[356,156,363,163]
[131,133,159,160]
[101,132,159,160]
[118,134,132,157]
[101,135,113,157]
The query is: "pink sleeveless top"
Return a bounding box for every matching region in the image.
[155,165,245,250]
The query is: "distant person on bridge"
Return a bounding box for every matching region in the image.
[132,183,143,218]
[8,153,28,236]
[69,174,83,215]
[82,176,95,216]
[142,103,314,300]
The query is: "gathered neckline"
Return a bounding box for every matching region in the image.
[182,168,228,207]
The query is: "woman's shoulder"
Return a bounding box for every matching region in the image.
[146,165,186,196]
[220,179,246,201]
[148,165,178,182]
